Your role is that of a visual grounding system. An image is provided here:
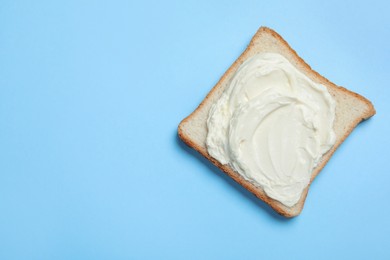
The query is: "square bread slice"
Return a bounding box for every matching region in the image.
[178,27,375,217]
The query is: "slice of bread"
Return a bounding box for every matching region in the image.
[178,27,375,217]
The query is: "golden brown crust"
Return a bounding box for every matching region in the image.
[257,27,376,119]
[178,27,375,217]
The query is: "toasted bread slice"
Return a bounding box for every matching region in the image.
[178,27,375,217]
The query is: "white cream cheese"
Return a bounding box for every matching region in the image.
[206,53,336,207]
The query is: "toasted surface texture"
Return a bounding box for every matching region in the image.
[178,27,375,217]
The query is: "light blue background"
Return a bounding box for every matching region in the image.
[1,0,389,259]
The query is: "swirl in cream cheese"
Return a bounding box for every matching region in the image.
[206,53,336,207]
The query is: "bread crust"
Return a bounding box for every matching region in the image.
[178,27,375,217]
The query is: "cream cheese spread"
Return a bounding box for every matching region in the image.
[206,53,336,207]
